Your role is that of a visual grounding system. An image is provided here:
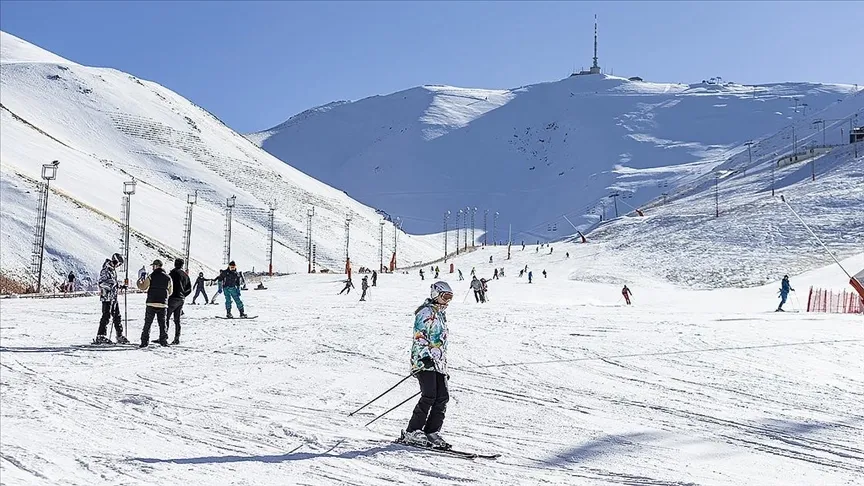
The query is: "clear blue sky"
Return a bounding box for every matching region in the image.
[2,1,862,133]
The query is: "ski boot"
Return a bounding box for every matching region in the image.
[426,432,451,450]
[156,338,170,347]
[115,335,130,345]
[239,311,248,319]
[226,311,234,319]
[399,429,430,447]
[171,337,180,345]
[93,335,112,345]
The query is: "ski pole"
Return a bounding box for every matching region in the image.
[364,391,421,427]
[123,283,128,337]
[348,370,418,417]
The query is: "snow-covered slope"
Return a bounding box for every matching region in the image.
[0,31,441,289]
[250,74,860,242]
[1,246,862,485]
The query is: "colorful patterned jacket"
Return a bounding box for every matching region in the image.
[410,299,449,375]
[98,260,119,302]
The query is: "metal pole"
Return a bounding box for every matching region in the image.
[268,204,275,276]
[464,207,469,252]
[456,210,461,255]
[443,211,449,262]
[771,158,776,197]
[471,207,476,248]
[348,370,419,417]
[483,209,488,247]
[379,222,384,272]
[35,179,50,292]
[364,391,421,427]
[345,215,352,273]
[714,175,719,217]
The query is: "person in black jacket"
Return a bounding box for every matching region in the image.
[192,272,209,304]
[215,261,246,318]
[167,258,192,344]
[136,259,173,347]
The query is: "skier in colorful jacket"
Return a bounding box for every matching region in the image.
[402,281,453,450]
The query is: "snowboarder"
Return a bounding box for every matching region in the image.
[372,270,378,287]
[360,276,369,301]
[216,261,247,318]
[528,271,533,283]
[470,276,484,303]
[255,282,267,290]
[192,272,209,304]
[493,268,499,280]
[542,269,547,278]
[622,285,632,305]
[419,269,425,281]
[210,269,225,304]
[400,281,453,450]
[94,253,129,344]
[66,271,75,292]
[166,258,191,345]
[776,275,794,312]
[457,269,464,281]
[136,259,173,347]
[339,277,355,295]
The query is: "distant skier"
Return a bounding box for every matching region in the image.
[339,277,355,295]
[493,268,499,280]
[66,271,75,292]
[521,242,525,251]
[372,270,378,287]
[192,272,209,304]
[776,275,794,312]
[566,252,570,258]
[489,255,493,264]
[470,276,484,303]
[470,267,476,277]
[480,278,489,302]
[136,259,173,347]
[528,271,533,283]
[499,267,504,277]
[434,267,440,279]
[457,269,464,281]
[419,269,425,281]
[400,281,453,450]
[549,247,553,255]
[622,285,632,305]
[94,253,129,344]
[542,269,547,278]
[360,276,369,301]
[166,258,191,345]
[216,261,247,318]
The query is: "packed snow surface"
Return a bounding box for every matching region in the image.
[2,245,862,485]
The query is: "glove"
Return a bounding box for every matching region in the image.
[420,357,435,370]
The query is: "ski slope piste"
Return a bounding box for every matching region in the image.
[1,244,863,485]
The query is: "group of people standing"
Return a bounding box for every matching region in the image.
[94,254,248,347]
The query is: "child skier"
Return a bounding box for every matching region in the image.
[339,277,355,295]
[192,272,209,304]
[400,281,453,450]
[360,276,369,301]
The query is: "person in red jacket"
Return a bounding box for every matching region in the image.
[622,285,632,305]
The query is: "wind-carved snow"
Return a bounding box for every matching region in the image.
[418,85,514,140]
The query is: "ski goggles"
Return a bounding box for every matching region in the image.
[438,292,454,303]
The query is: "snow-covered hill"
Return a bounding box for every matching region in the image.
[0,31,442,290]
[249,73,860,243]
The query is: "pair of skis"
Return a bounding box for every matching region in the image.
[392,437,500,460]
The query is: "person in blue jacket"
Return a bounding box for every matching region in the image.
[777,275,794,312]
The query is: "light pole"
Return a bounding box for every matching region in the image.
[771,152,777,197]
[470,207,476,248]
[32,161,59,292]
[268,201,276,276]
[182,191,197,273]
[393,216,400,271]
[714,173,720,217]
[456,209,462,255]
[493,211,499,246]
[345,214,352,274]
[121,179,137,285]
[443,212,449,261]
[483,209,488,247]
[223,195,236,264]
[379,221,385,273]
[464,207,469,252]
[306,207,315,273]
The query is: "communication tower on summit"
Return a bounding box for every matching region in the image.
[572,15,602,76]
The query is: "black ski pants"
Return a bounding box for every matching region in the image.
[474,290,482,303]
[98,299,123,337]
[141,306,168,345]
[360,288,367,301]
[166,297,184,340]
[192,286,208,304]
[407,371,449,434]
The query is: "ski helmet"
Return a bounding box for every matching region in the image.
[430,281,453,301]
[111,252,124,266]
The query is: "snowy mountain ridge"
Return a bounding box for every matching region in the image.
[0,31,442,290]
[250,71,860,243]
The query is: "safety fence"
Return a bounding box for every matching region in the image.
[806,286,863,314]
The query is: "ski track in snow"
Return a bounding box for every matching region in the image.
[2,245,863,485]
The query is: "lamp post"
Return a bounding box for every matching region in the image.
[493,211,499,246]
[444,211,450,261]
[268,201,276,276]
[470,207,477,248]
[379,221,385,273]
[345,214,352,274]
[306,207,315,273]
[223,195,236,265]
[33,161,59,292]
[456,209,462,255]
[393,216,400,271]
[464,207,469,251]
[121,179,137,285]
[182,191,197,273]
[483,209,488,247]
